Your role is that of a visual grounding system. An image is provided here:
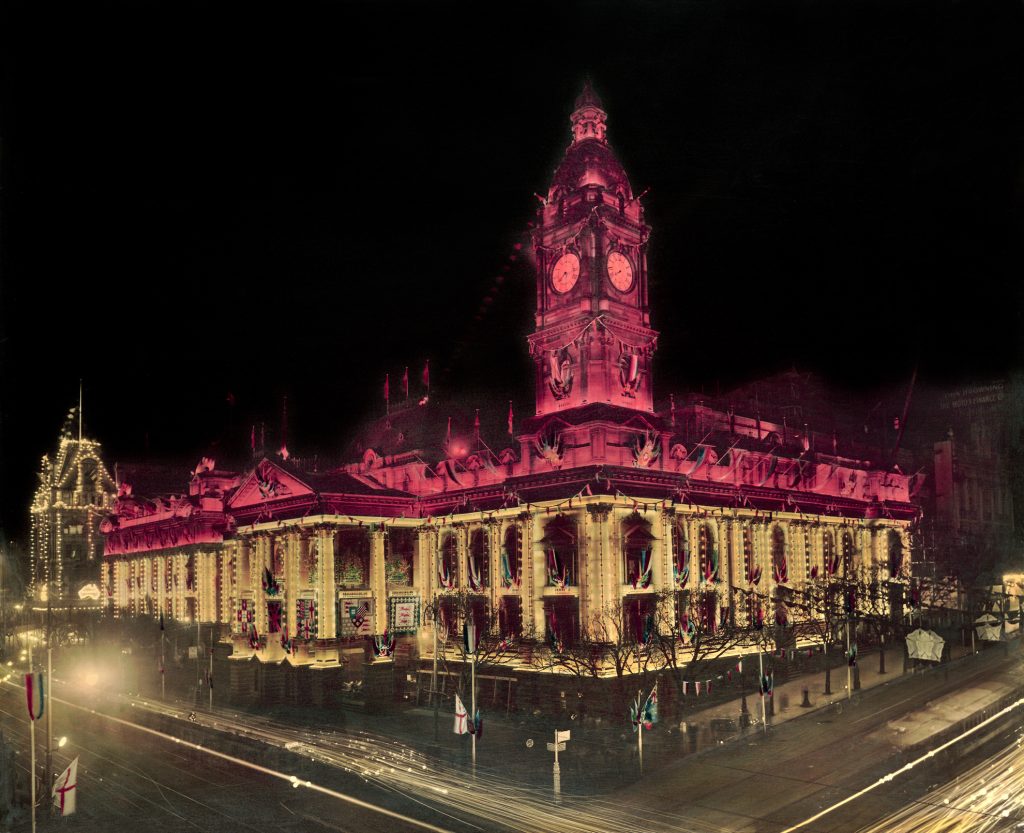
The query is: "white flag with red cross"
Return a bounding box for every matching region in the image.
[52,756,78,816]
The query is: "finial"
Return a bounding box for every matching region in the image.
[570,79,607,144]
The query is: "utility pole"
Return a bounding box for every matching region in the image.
[28,643,36,833]
[431,604,439,742]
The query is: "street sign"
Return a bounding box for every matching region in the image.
[546,742,566,752]
[555,730,571,743]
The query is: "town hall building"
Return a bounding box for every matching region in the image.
[100,84,918,706]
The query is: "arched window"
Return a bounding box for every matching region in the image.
[500,525,521,588]
[822,530,837,576]
[771,526,788,584]
[698,523,718,583]
[438,531,458,589]
[622,512,655,588]
[841,531,855,576]
[335,528,370,590]
[386,528,415,587]
[671,518,689,588]
[468,528,489,591]
[540,515,577,588]
[743,525,758,584]
[888,530,904,579]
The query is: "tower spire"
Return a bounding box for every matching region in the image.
[78,379,83,442]
[570,79,607,144]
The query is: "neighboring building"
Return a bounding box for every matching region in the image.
[100,85,917,706]
[911,382,1017,584]
[30,414,118,605]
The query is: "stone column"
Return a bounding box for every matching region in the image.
[589,505,613,618]
[524,510,540,636]
[487,520,500,622]
[314,528,339,665]
[253,537,268,638]
[286,532,300,640]
[370,526,387,634]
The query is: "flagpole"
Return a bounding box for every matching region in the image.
[470,653,477,770]
[161,625,166,701]
[29,643,36,833]
[636,690,643,776]
[758,649,767,733]
[208,625,214,712]
[45,645,52,813]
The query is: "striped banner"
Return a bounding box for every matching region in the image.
[25,672,44,721]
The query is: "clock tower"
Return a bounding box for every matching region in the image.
[528,82,658,417]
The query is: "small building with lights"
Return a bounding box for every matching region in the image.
[100,85,919,709]
[30,412,118,606]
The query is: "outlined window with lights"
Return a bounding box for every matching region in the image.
[540,515,578,588]
[438,531,458,589]
[499,524,522,589]
[334,528,370,590]
[622,512,655,588]
[467,527,489,591]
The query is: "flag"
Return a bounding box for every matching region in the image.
[384,374,390,403]
[52,756,78,816]
[422,360,430,390]
[454,694,469,734]
[508,401,514,435]
[445,417,452,447]
[472,709,483,739]
[25,672,44,721]
[463,622,479,655]
[644,684,658,725]
[402,366,409,399]
[736,659,743,674]
[474,409,480,440]
[250,425,256,452]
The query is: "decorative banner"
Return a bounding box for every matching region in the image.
[25,672,44,721]
[238,599,254,634]
[464,622,479,655]
[547,548,570,588]
[388,596,421,634]
[500,548,521,589]
[374,630,395,658]
[340,598,374,636]
[267,601,282,634]
[631,549,652,590]
[468,554,485,593]
[296,597,318,640]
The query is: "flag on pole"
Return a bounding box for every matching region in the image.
[507,401,514,435]
[422,360,430,391]
[474,409,480,440]
[52,756,78,816]
[384,374,390,404]
[463,621,478,655]
[453,694,469,734]
[402,367,409,399]
[25,672,44,721]
[644,683,658,725]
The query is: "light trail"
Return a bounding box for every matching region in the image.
[855,724,1024,832]
[39,676,694,833]
[1,678,457,833]
[779,695,1024,833]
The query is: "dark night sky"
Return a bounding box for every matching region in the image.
[1,0,1023,542]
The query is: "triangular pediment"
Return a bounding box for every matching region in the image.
[227,459,313,509]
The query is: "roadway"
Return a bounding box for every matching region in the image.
[1,643,1021,833]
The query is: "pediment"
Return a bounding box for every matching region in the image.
[228,459,313,509]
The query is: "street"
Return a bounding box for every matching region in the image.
[1,643,1021,832]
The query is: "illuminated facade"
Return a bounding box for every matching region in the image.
[30,421,118,604]
[101,85,918,700]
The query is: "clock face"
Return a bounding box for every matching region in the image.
[551,253,580,294]
[606,251,634,292]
